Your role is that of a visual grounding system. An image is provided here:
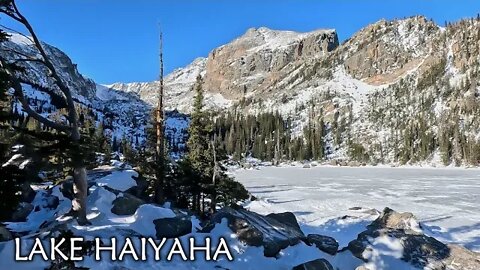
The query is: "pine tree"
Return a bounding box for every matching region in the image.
[185,75,214,212]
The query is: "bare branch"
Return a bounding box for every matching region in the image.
[11,2,75,96]
[17,77,68,107]
[0,23,34,43]
[0,58,71,133]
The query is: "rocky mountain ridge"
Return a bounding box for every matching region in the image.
[110,15,480,166]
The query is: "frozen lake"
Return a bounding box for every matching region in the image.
[234,166,480,251]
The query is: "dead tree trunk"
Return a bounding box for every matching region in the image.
[154,31,165,204]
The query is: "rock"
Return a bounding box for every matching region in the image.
[202,27,339,101]
[292,258,334,270]
[303,164,311,168]
[306,234,339,255]
[111,194,145,216]
[243,163,253,169]
[370,207,421,232]
[329,160,338,166]
[44,195,60,210]
[154,216,192,239]
[60,180,74,200]
[339,161,348,166]
[125,174,149,200]
[11,202,34,222]
[20,183,36,203]
[442,244,480,270]
[0,226,13,242]
[347,161,361,167]
[266,212,302,232]
[205,207,305,257]
[347,208,461,269]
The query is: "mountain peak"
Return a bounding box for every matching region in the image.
[239,26,337,49]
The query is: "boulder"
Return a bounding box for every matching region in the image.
[339,161,348,166]
[347,208,477,269]
[347,161,361,167]
[0,226,12,242]
[369,207,420,232]
[11,202,34,222]
[125,174,149,200]
[60,180,74,200]
[154,216,192,239]
[303,164,311,168]
[292,258,334,270]
[111,194,145,216]
[20,183,36,203]
[442,244,480,270]
[306,234,339,255]
[267,212,302,232]
[204,207,304,257]
[243,163,253,169]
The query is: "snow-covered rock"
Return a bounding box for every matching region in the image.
[204,206,305,257]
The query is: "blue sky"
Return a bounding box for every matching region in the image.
[2,1,480,84]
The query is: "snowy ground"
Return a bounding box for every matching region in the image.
[2,165,479,269]
[235,166,480,252]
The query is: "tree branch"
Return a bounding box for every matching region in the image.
[0,58,71,133]
[0,23,34,43]
[10,1,78,128]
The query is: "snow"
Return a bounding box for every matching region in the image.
[95,84,129,101]
[242,27,336,53]
[362,235,416,270]
[7,33,34,46]
[94,169,138,192]
[234,166,480,252]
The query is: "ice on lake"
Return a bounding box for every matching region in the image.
[234,166,480,251]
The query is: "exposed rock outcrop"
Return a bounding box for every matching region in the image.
[111,194,145,216]
[348,207,480,270]
[306,234,339,255]
[154,216,192,239]
[204,207,304,257]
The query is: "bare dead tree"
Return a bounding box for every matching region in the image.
[154,30,165,204]
[0,0,89,225]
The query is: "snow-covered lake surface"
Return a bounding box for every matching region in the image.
[234,166,480,252]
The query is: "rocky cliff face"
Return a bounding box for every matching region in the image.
[203,27,338,100]
[339,16,442,85]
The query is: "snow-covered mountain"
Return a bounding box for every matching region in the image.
[1,33,152,146]
[4,15,480,165]
[110,16,480,165]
